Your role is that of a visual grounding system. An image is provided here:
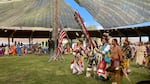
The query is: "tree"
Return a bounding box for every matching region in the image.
[87,25,97,29]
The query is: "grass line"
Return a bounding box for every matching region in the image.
[0,54,149,84]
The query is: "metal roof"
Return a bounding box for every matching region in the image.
[0,0,80,28]
[76,0,150,28]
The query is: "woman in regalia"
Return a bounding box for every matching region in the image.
[4,46,9,56]
[12,44,17,55]
[70,39,84,75]
[135,42,147,67]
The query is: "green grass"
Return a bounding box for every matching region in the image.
[0,54,149,84]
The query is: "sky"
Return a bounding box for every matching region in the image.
[65,0,103,29]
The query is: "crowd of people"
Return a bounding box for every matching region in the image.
[0,35,150,84]
[70,34,150,84]
[0,41,50,56]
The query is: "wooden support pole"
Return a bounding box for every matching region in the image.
[12,38,14,43]
[29,31,34,44]
[119,36,122,46]
[8,37,10,47]
[139,36,142,42]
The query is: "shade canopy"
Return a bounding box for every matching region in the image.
[0,0,150,39]
[76,0,150,28]
[0,0,79,28]
[0,26,149,39]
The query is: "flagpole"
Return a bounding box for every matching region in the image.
[60,22,71,47]
[74,10,94,47]
[54,0,59,53]
[49,0,59,62]
[58,21,71,57]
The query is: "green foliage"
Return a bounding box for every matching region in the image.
[0,54,149,84]
[87,25,97,29]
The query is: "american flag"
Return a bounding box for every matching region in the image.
[57,29,67,54]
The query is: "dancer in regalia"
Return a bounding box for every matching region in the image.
[135,42,147,67]
[86,47,98,78]
[4,46,9,56]
[97,36,111,80]
[110,39,124,84]
[12,44,17,55]
[122,38,132,73]
[70,40,84,75]
[16,43,22,56]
